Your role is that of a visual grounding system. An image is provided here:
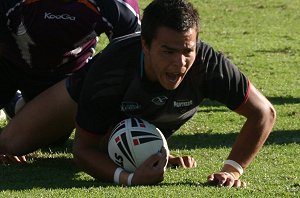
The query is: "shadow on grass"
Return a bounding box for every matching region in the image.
[160,181,214,188]
[0,157,113,191]
[267,96,300,105]
[195,96,300,113]
[1,128,299,190]
[168,129,300,150]
[198,96,300,109]
[39,138,74,154]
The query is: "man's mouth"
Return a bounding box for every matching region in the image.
[166,72,180,83]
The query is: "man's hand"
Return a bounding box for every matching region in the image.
[0,154,27,164]
[132,147,168,185]
[167,154,197,168]
[207,172,246,188]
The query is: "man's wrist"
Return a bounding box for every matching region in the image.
[113,167,124,184]
[127,173,134,186]
[221,164,242,179]
[224,159,244,175]
[113,167,134,186]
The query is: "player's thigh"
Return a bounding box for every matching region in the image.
[19,79,78,136]
[1,79,77,155]
[20,72,69,102]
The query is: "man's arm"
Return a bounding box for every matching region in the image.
[207,83,276,187]
[73,128,168,186]
[99,0,141,40]
[110,0,141,39]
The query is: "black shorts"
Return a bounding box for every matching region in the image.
[0,57,70,108]
[65,60,92,103]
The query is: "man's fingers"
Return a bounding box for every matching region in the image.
[0,154,27,164]
[156,148,168,170]
[14,155,27,162]
[207,174,223,186]
[179,157,187,168]
[167,156,197,168]
[208,172,247,188]
[142,153,161,167]
[183,156,197,168]
[233,180,247,188]
[142,150,167,169]
[225,177,235,188]
[207,174,215,182]
[193,160,197,167]
[8,155,27,163]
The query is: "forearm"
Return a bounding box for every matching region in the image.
[225,112,275,170]
[73,147,116,182]
[72,129,132,185]
[222,85,276,178]
[73,143,133,186]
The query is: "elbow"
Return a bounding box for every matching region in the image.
[262,103,276,135]
[269,105,276,126]
[267,104,276,128]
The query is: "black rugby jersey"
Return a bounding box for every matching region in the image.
[76,33,249,138]
[0,0,140,75]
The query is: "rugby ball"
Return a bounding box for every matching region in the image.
[108,118,169,172]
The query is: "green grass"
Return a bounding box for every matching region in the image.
[1,0,299,197]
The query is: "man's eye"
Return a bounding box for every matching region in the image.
[164,50,173,54]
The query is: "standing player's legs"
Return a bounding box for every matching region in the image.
[2,90,25,120]
[0,58,19,115]
[0,79,77,156]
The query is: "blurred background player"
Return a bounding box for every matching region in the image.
[0,0,140,162]
[0,0,140,119]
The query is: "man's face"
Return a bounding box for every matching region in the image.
[142,26,197,90]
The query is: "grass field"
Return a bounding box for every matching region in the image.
[1,0,299,197]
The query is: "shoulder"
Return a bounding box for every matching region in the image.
[93,0,139,17]
[93,0,139,12]
[0,0,22,38]
[93,0,140,37]
[86,33,141,77]
[194,40,237,74]
[196,41,218,61]
[189,41,217,75]
[101,32,141,56]
[114,0,140,14]
[0,0,22,12]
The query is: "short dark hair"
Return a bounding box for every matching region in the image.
[141,0,200,47]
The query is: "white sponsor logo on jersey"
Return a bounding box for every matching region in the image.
[44,12,76,21]
[121,102,141,112]
[173,100,193,108]
[152,96,168,106]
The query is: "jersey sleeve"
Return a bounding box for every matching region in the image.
[96,0,141,40]
[76,44,129,134]
[76,35,141,134]
[199,42,250,110]
[111,0,141,39]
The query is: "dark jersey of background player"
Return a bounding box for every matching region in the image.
[75,33,249,139]
[0,0,140,105]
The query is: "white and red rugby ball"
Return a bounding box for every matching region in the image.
[108,118,169,172]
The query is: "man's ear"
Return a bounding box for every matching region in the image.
[141,37,150,55]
